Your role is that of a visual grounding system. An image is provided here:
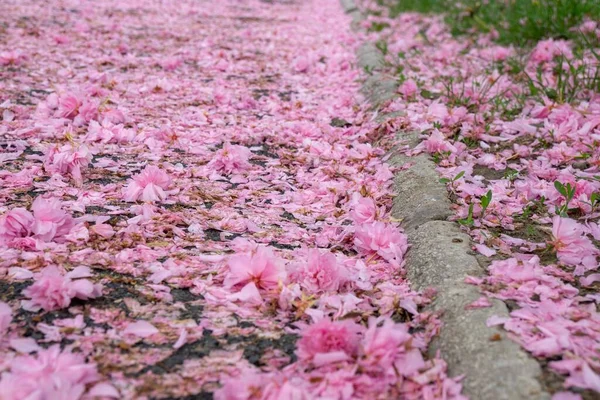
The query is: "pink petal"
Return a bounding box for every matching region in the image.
[196,254,225,262]
[88,382,120,398]
[7,267,34,280]
[582,362,600,392]
[227,282,263,305]
[486,315,509,327]
[580,273,600,287]
[71,279,97,299]
[123,320,159,338]
[313,351,350,367]
[466,296,492,310]
[464,275,484,285]
[66,265,93,279]
[474,243,496,257]
[173,328,188,349]
[9,337,41,353]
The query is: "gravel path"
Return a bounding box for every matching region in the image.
[0,1,462,399]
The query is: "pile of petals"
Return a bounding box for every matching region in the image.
[215,317,460,399]
[355,0,600,397]
[0,197,74,249]
[0,344,117,400]
[0,0,464,398]
[21,265,103,312]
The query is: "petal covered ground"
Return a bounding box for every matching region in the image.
[0,0,463,399]
[355,0,600,398]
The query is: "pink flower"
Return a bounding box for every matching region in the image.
[530,39,572,64]
[264,380,310,400]
[212,86,231,105]
[22,266,72,312]
[416,129,457,154]
[0,301,11,337]
[399,79,418,98]
[293,249,347,293]
[350,194,377,224]
[0,345,100,400]
[0,207,34,243]
[44,143,93,185]
[100,108,126,125]
[73,100,99,126]
[550,216,598,273]
[428,102,449,123]
[161,56,183,71]
[208,143,251,175]
[354,222,408,265]
[0,50,26,66]
[86,120,133,143]
[0,199,74,247]
[293,56,311,73]
[55,93,82,119]
[296,318,363,365]
[7,236,37,250]
[22,265,102,312]
[31,197,74,242]
[123,165,173,202]
[491,47,510,61]
[580,20,598,33]
[360,317,423,376]
[224,246,285,291]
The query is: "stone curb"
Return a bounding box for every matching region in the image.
[341,1,550,399]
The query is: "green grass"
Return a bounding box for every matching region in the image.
[379,0,447,16]
[376,0,600,105]
[527,56,600,103]
[377,0,600,46]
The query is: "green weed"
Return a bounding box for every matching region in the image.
[379,0,600,46]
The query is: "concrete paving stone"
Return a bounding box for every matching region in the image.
[342,1,551,398]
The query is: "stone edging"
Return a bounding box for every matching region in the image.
[340,1,550,399]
